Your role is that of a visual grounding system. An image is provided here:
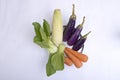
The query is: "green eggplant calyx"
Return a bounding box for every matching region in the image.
[70,4,76,19]
[78,16,85,28]
[82,31,91,38]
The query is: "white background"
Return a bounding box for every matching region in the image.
[0,0,120,80]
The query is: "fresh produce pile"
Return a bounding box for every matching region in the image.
[32,4,91,76]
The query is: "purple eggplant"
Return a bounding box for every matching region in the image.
[67,16,85,46]
[63,4,76,41]
[72,31,91,51]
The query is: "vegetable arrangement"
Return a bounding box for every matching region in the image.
[33,4,91,76]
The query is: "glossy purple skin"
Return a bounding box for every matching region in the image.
[72,38,86,51]
[72,28,76,33]
[63,18,76,41]
[67,24,83,46]
[67,27,83,46]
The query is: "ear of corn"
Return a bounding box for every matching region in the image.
[52,9,63,47]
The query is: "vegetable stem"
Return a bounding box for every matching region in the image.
[82,31,91,38]
[78,16,85,28]
[70,4,76,19]
[72,4,75,16]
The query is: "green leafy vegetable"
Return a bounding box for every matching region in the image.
[43,19,51,37]
[51,53,64,70]
[32,20,57,53]
[34,36,48,48]
[33,22,42,41]
[51,44,65,70]
[46,54,56,76]
[46,44,65,76]
[40,27,48,41]
[47,39,58,53]
[33,19,64,76]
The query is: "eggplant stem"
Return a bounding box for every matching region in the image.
[70,4,76,19]
[80,16,85,27]
[83,31,91,38]
[80,45,84,53]
[72,4,75,16]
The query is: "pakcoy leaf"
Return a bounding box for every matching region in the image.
[46,54,56,76]
[40,27,48,42]
[32,22,42,41]
[47,39,58,53]
[34,36,49,48]
[33,22,49,48]
[51,44,65,70]
[51,53,64,70]
[43,19,51,37]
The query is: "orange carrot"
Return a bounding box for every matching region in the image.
[64,47,83,68]
[66,47,88,62]
[64,57,73,66]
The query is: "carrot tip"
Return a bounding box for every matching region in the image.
[75,62,83,68]
[64,57,73,66]
[65,63,73,66]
